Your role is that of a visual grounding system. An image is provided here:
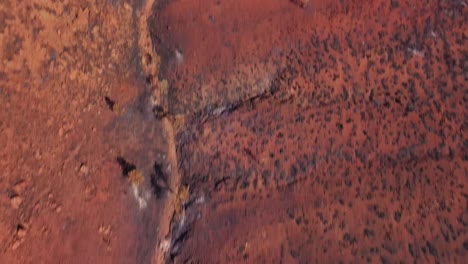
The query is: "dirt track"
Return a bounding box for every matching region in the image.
[1,0,467,263]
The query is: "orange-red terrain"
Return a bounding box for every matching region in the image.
[1,0,467,263]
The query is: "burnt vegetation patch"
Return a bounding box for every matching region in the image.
[116,156,136,177]
[104,96,116,111]
[150,161,171,198]
[152,104,167,119]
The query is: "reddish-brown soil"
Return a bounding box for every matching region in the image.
[1,0,467,263]
[151,0,467,263]
[0,0,167,263]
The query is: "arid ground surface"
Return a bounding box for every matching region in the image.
[0,0,467,263]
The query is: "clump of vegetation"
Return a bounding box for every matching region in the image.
[112,104,125,115]
[116,156,144,186]
[128,170,144,186]
[171,115,185,133]
[104,96,125,115]
[174,185,190,220]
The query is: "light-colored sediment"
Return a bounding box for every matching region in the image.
[137,1,184,263]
